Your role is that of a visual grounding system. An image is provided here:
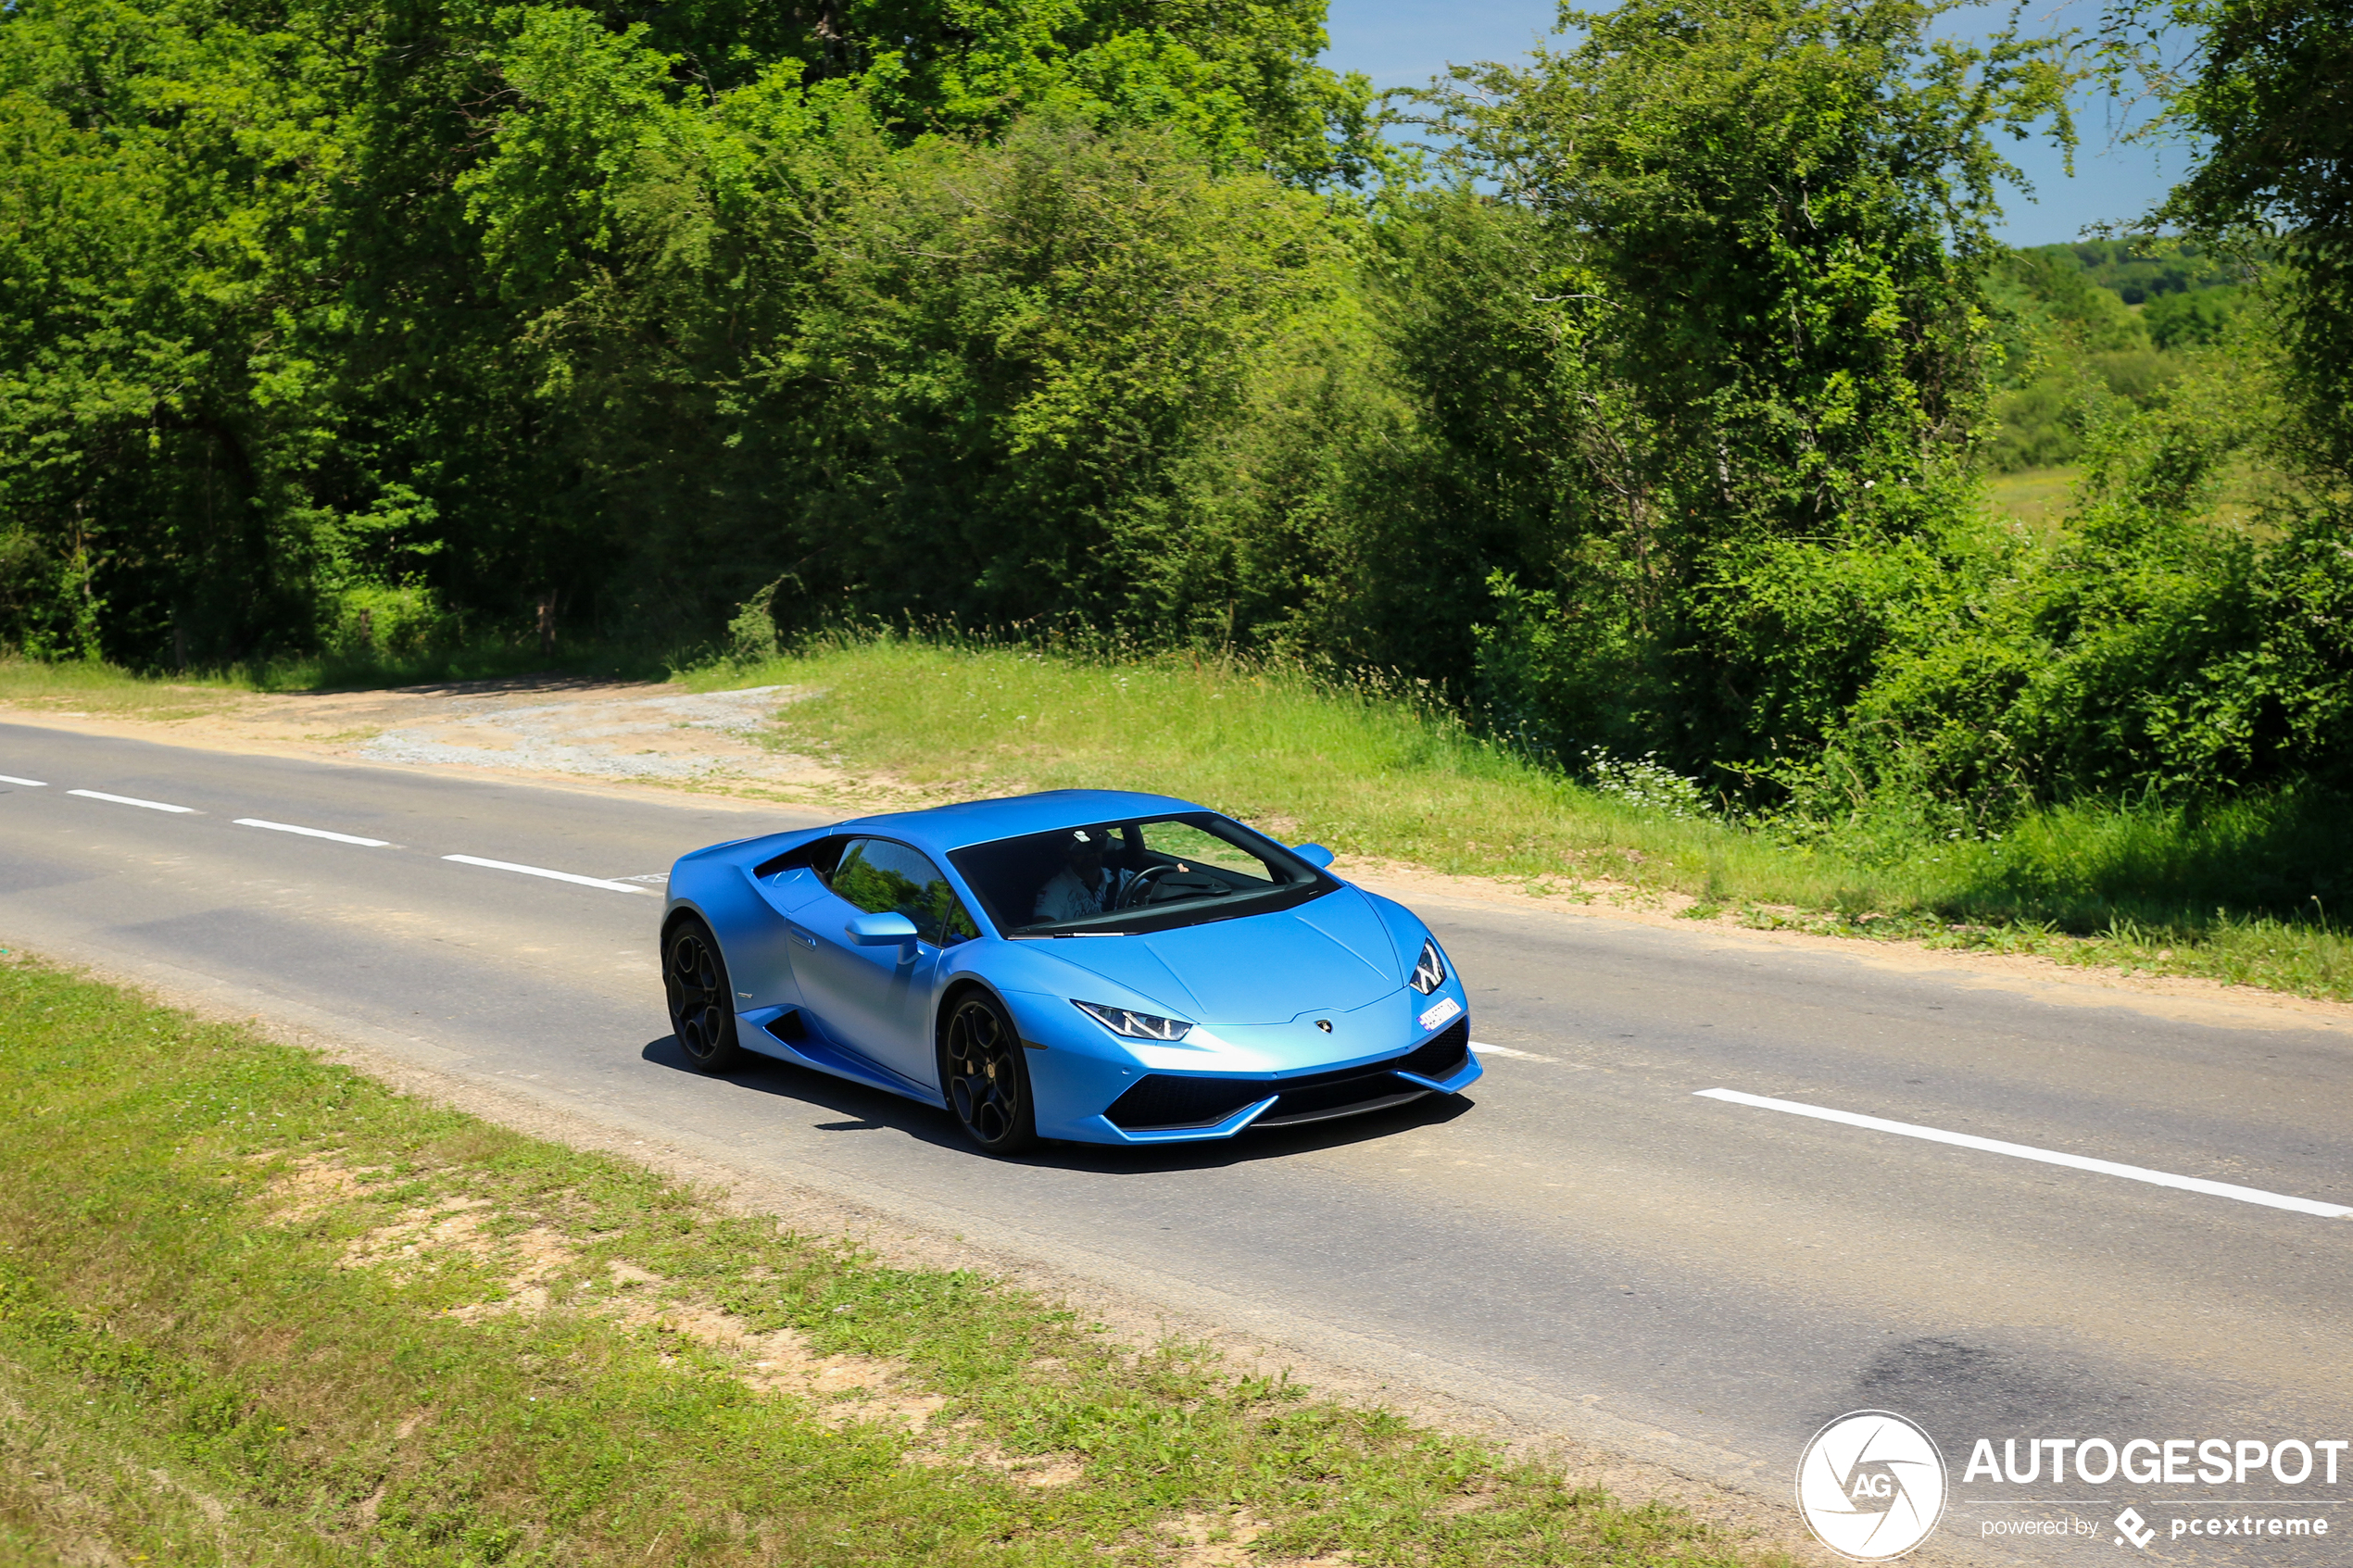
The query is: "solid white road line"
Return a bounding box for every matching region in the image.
[442,854,659,895]
[0,774,47,787]
[1695,1086,2353,1220]
[68,789,196,813]
[234,818,391,847]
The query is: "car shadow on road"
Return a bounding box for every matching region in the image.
[639,1035,1478,1172]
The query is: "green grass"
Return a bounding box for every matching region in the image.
[0,642,672,715]
[1982,458,2294,538]
[0,954,1765,1567]
[247,641,675,694]
[696,634,2353,1001]
[0,657,250,721]
[1982,465,2080,532]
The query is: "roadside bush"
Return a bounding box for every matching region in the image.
[1949,783,2353,925]
[321,583,459,660]
[1790,342,2353,831]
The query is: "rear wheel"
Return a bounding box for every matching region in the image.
[940,993,1037,1154]
[664,916,742,1073]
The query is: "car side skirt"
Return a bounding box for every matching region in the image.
[735,1005,949,1109]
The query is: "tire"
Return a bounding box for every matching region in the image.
[939,992,1038,1154]
[664,915,743,1073]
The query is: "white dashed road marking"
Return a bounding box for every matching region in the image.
[14,775,663,896]
[68,789,196,813]
[234,818,392,847]
[1696,1086,2352,1219]
[442,855,660,895]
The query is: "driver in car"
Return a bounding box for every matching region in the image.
[1033,827,1135,922]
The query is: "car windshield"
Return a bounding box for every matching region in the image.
[948,813,1331,937]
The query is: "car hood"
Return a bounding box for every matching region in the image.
[1053,888,1403,1023]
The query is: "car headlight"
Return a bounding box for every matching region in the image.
[1072,1000,1194,1041]
[1408,937,1447,995]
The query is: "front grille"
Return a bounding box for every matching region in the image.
[1104,1015,1473,1133]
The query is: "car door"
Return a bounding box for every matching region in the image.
[789,837,980,1090]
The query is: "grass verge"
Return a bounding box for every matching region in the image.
[0,657,250,722]
[0,642,671,719]
[0,953,1759,1567]
[693,635,2353,1002]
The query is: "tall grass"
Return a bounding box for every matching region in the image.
[693,633,1802,885]
[0,656,250,719]
[0,640,673,713]
[696,631,2353,1000]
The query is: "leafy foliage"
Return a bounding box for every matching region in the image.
[4,0,2353,866]
[0,0,1384,664]
[1410,0,2076,780]
[2104,0,2353,473]
[1980,241,2248,471]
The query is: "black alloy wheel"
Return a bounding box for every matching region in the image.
[664,917,742,1073]
[940,993,1038,1153]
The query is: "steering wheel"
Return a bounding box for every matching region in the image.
[1116,864,1180,910]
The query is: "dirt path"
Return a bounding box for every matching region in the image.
[1,674,847,805]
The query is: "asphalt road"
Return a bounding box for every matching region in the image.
[4,721,2349,1564]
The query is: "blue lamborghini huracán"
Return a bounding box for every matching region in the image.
[661,789,1478,1153]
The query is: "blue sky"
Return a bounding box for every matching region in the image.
[1317,0,2182,245]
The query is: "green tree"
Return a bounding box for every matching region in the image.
[2105,0,2353,473]
[0,0,1382,660]
[0,0,352,663]
[1404,0,2073,779]
[452,1,1356,636]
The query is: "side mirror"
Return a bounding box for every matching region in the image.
[1293,843,1336,870]
[846,910,920,949]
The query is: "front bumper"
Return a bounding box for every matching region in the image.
[1023,985,1480,1145]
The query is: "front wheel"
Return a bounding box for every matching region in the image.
[664,916,742,1073]
[940,994,1038,1154]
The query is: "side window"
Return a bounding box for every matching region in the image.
[829,839,981,947]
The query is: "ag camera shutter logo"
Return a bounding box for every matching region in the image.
[1796,1411,1949,1561]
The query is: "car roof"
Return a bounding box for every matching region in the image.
[834,789,1206,854]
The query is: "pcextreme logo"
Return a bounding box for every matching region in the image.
[1796,1411,1950,1562]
